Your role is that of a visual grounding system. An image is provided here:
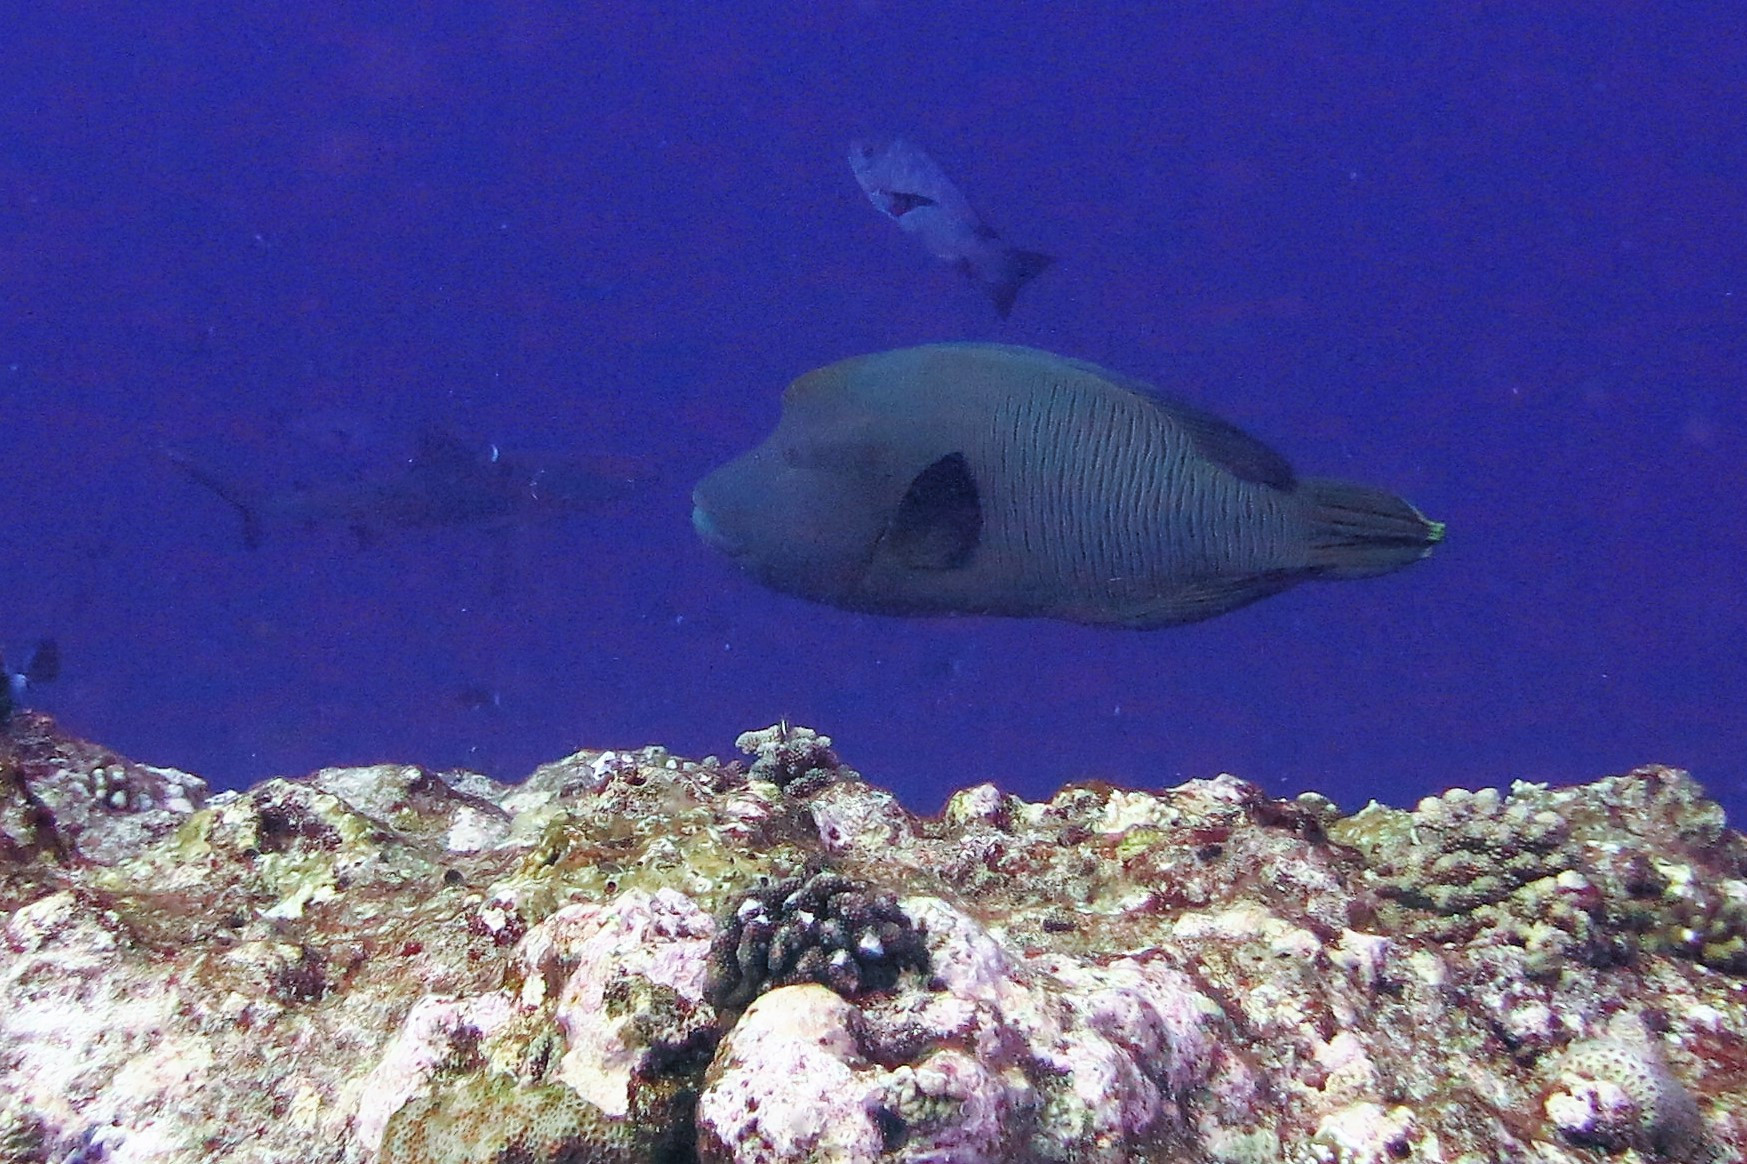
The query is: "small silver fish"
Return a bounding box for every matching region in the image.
[849,137,1052,318]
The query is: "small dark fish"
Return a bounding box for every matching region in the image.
[849,137,1053,318]
[1,639,58,721]
[692,344,1443,628]
[168,427,647,549]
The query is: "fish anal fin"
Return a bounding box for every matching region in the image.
[884,452,981,570]
[1110,572,1300,628]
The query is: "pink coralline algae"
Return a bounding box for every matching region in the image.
[2,712,1745,1163]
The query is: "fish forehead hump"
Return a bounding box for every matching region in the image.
[805,344,1194,467]
[775,358,923,476]
[823,343,1156,412]
[784,344,1297,495]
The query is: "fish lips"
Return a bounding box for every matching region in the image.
[691,453,886,606]
[689,493,743,558]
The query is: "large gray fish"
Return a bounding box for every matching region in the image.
[692,344,1443,628]
[169,427,647,549]
[849,137,1052,318]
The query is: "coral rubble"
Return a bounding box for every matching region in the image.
[2,711,1743,1163]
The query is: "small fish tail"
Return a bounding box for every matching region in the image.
[1301,477,1444,580]
[987,249,1055,318]
[24,639,58,685]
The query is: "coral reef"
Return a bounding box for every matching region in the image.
[2,710,1745,1162]
[1333,772,1747,973]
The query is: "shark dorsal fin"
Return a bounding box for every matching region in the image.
[412,425,478,469]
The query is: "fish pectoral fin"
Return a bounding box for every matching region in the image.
[882,452,982,570]
[1112,572,1300,628]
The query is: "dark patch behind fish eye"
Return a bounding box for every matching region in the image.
[883,452,981,570]
[884,191,936,216]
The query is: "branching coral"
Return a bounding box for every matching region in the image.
[734,723,850,796]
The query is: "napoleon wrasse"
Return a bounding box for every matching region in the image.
[692,344,1443,628]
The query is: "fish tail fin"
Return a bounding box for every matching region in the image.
[163,447,265,549]
[987,248,1054,318]
[1300,477,1444,580]
[24,639,58,685]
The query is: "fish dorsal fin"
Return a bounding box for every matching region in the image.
[1041,349,1295,488]
[24,639,59,685]
[1090,374,1299,485]
[885,452,981,570]
[935,344,1296,489]
[1138,392,1294,490]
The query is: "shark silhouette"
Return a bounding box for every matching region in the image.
[168,427,647,549]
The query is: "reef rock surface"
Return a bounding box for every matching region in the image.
[2,711,1744,1164]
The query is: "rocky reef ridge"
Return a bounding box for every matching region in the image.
[2,712,1744,1163]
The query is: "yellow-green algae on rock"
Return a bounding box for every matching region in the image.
[378,1074,649,1164]
[1,711,1744,1163]
[1331,769,1747,973]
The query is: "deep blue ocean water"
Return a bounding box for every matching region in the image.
[3,4,1742,821]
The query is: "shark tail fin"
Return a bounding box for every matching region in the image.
[164,448,265,549]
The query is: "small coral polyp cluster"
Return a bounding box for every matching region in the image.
[0,712,1744,1162]
[705,867,930,1009]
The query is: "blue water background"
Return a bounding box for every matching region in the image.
[3,4,1742,820]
